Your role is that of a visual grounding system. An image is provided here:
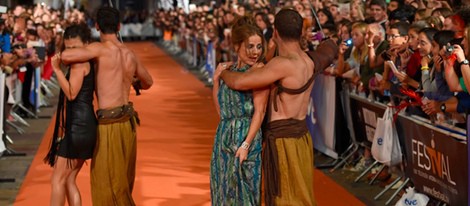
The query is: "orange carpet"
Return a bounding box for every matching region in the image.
[14,42,364,206]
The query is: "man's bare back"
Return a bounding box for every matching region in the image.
[269,51,314,122]
[61,35,153,110]
[93,39,143,109]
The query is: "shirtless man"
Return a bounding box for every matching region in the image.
[60,7,153,205]
[219,9,337,205]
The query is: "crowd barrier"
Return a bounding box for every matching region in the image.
[1,63,58,152]
[345,92,467,205]
[158,31,215,85]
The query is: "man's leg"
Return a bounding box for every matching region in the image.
[274,134,315,206]
[91,122,136,206]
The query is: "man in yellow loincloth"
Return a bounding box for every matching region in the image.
[61,7,153,205]
[219,9,337,205]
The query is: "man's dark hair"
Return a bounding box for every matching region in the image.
[389,5,416,23]
[26,29,38,37]
[63,23,92,43]
[390,21,410,36]
[433,30,455,49]
[369,0,387,10]
[96,7,120,34]
[274,9,303,42]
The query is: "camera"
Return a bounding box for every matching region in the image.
[344,38,353,47]
[445,45,454,56]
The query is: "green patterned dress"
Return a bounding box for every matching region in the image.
[210,65,262,205]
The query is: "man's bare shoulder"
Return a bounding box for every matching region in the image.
[87,41,105,49]
[265,55,294,72]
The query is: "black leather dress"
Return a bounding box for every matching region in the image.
[56,63,97,160]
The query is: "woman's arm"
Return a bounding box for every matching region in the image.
[213,63,232,116]
[212,78,221,116]
[235,86,270,164]
[369,48,385,68]
[52,54,88,101]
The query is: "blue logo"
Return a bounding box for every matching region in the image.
[404,198,417,205]
[377,137,383,145]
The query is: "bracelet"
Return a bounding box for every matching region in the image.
[240,142,250,150]
[367,44,374,48]
[421,66,429,71]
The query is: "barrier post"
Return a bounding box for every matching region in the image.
[192,36,197,67]
[205,41,215,83]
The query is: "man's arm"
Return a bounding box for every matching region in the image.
[220,58,288,91]
[61,42,102,65]
[133,52,153,89]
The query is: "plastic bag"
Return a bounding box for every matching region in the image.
[395,187,430,206]
[371,107,402,166]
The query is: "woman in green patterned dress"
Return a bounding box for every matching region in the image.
[210,16,269,205]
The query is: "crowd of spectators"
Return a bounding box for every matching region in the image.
[0,3,99,142]
[154,0,470,197]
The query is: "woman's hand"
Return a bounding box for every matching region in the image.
[235,146,249,164]
[421,54,431,67]
[214,62,232,82]
[422,100,440,115]
[433,55,443,72]
[395,71,409,84]
[399,48,412,67]
[339,42,349,55]
[367,29,376,46]
[52,53,61,72]
[452,44,466,63]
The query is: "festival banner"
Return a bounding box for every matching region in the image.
[398,115,467,205]
[307,74,337,158]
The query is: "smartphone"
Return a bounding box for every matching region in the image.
[344,38,353,47]
[383,90,391,97]
[0,6,7,14]
[34,46,46,61]
[387,60,400,74]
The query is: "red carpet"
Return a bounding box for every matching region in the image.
[14,42,364,206]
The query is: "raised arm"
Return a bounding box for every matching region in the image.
[52,54,88,100]
[61,42,102,65]
[220,58,288,90]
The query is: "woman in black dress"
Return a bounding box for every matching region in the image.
[44,23,97,206]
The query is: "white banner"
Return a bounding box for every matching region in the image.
[307,74,337,159]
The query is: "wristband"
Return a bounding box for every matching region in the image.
[421,66,429,71]
[460,77,468,93]
[367,44,374,48]
[240,142,250,150]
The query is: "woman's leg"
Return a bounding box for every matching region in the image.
[65,159,85,206]
[51,156,74,206]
